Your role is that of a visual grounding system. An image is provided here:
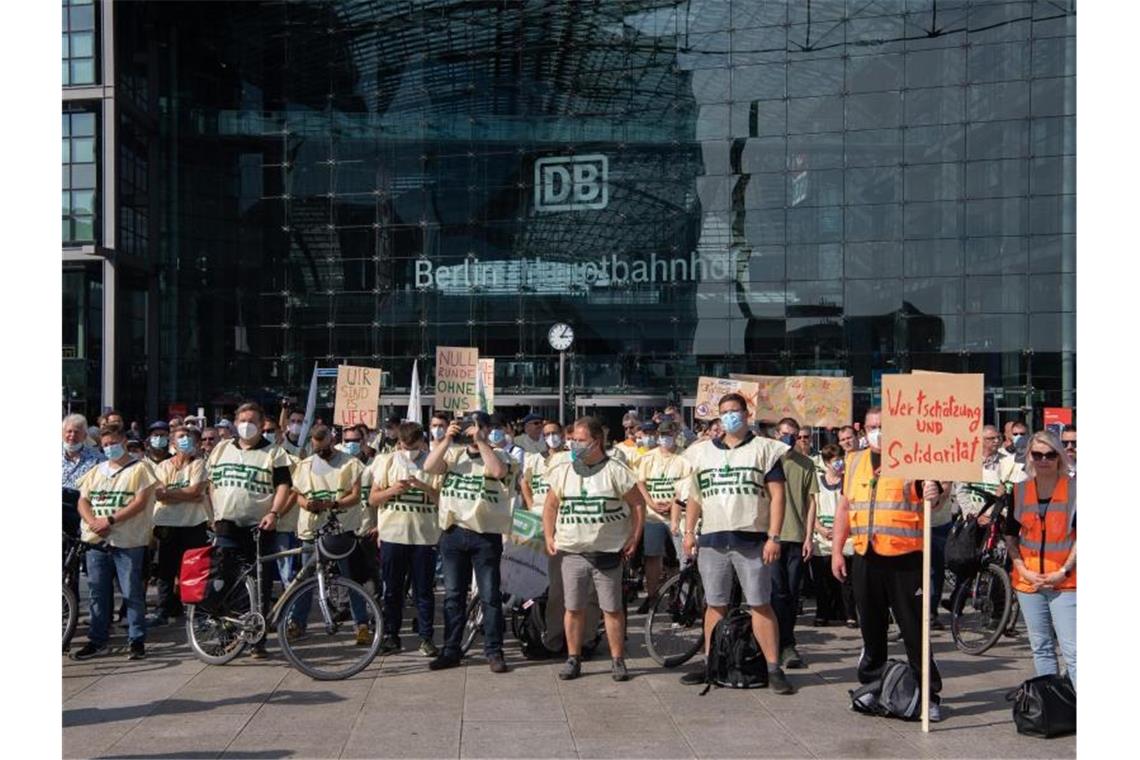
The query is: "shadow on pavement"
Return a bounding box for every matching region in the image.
[99,752,295,759]
[64,690,347,727]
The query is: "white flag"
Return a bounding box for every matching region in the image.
[298,362,319,445]
[406,359,422,425]
[475,361,489,413]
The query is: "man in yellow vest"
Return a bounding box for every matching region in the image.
[831,406,947,721]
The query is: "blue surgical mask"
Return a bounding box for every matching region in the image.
[176,436,195,454]
[720,411,746,434]
[343,441,361,456]
[830,459,845,474]
[658,436,675,449]
[431,426,446,441]
[104,443,126,460]
[150,435,168,450]
[780,434,795,446]
[489,429,506,445]
[1012,433,1025,446]
[569,439,590,462]
[263,431,278,445]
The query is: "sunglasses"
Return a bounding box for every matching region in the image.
[1029,450,1060,461]
[1062,441,1076,448]
[796,434,811,440]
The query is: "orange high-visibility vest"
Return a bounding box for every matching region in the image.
[1012,476,1076,593]
[843,450,923,556]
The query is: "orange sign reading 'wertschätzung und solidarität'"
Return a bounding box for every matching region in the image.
[881,372,984,482]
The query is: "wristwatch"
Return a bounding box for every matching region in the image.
[107,514,116,526]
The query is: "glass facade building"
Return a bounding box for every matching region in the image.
[62,0,1076,427]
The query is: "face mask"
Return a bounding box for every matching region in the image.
[287,423,302,437]
[63,441,84,454]
[569,439,591,462]
[263,431,278,445]
[176,437,196,454]
[489,429,506,445]
[830,459,845,474]
[720,411,746,434]
[104,443,126,460]
[658,436,675,450]
[150,435,168,450]
[236,422,259,441]
[642,436,657,448]
[430,426,446,441]
[779,434,795,446]
[343,441,361,456]
[866,428,881,449]
[1012,433,1025,446]
[545,434,563,449]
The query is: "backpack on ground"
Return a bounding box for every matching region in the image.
[179,545,226,612]
[516,595,557,660]
[849,660,921,720]
[700,608,769,694]
[1007,673,1077,738]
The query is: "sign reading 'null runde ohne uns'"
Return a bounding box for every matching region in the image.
[881,372,985,483]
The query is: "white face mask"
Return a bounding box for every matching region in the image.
[430,426,446,441]
[236,421,260,441]
[866,428,881,449]
[63,440,84,454]
[287,422,302,436]
[658,436,675,450]
[545,433,563,449]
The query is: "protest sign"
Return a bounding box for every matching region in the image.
[435,347,479,413]
[332,365,381,428]
[478,358,495,412]
[500,509,548,600]
[881,372,984,483]
[694,376,759,421]
[731,374,852,427]
[1043,407,1073,437]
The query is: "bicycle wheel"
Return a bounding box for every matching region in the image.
[644,568,705,668]
[950,563,1013,655]
[277,576,382,680]
[63,583,79,651]
[185,577,256,665]
[460,594,483,655]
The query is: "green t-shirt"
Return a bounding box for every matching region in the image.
[778,449,819,543]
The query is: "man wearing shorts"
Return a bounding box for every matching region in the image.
[543,416,645,682]
[679,393,794,694]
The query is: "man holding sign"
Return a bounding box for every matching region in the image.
[831,406,947,721]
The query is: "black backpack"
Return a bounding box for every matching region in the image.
[945,515,985,576]
[1007,674,1077,738]
[850,660,921,720]
[515,596,557,660]
[700,608,768,694]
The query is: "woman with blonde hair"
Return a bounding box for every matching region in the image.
[1003,431,1076,688]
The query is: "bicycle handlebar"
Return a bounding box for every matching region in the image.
[958,484,1010,520]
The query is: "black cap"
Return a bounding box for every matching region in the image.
[521,413,543,424]
[639,421,658,432]
[148,421,170,432]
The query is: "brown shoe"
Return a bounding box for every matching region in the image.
[488,652,510,673]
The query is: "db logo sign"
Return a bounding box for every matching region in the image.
[534,155,608,212]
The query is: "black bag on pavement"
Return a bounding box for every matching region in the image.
[700,608,768,694]
[848,660,920,720]
[515,595,556,660]
[1007,674,1077,738]
[945,516,985,576]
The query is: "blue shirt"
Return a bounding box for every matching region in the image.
[62,446,106,491]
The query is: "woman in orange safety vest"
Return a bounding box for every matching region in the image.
[1004,431,1076,689]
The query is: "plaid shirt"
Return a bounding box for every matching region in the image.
[62,445,106,491]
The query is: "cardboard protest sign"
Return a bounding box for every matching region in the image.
[500,508,548,599]
[881,372,984,482]
[478,358,495,413]
[731,374,853,427]
[1043,407,1072,437]
[435,347,479,413]
[694,376,759,421]
[333,365,381,428]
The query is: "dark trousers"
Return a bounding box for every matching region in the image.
[153,523,210,617]
[770,541,806,649]
[930,522,952,616]
[810,554,856,622]
[852,549,942,694]
[380,542,437,640]
[214,522,276,619]
[440,526,504,658]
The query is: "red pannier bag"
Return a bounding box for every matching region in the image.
[179,545,223,607]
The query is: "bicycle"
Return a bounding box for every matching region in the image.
[62,532,99,651]
[949,485,1021,655]
[185,514,382,680]
[461,586,605,657]
[644,554,743,668]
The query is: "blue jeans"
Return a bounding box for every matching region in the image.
[86,545,147,646]
[771,541,806,649]
[380,542,437,640]
[1016,589,1077,689]
[288,539,369,628]
[440,526,504,658]
[930,521,952,616]
[273,531,301,588]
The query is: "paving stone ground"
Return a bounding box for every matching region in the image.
[63,584,1076,759]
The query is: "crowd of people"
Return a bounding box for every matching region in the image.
[61,398,1076,718]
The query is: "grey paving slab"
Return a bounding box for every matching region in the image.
[99,713,250,758]
[341,715,461,759]
[459,720,577,759]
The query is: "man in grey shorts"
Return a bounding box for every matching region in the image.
[543,416,645,682]
[679,393,796,694]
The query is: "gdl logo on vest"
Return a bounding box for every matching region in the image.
[534,155,608,212]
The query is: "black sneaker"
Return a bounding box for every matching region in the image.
[558,656,582,681]
[428,653,462,671]
[679,667,706,686]
[768,667,796,695]
[127,641,146,660]
[635,596,654,615]
[780,645,806,669]
[378,635,402,655]
[611,657,630,682]
[70,642,109,661]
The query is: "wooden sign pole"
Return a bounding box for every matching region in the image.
[921,497,932,733]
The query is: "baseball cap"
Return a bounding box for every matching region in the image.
[521,413,543,425]
[148,421,170,432]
